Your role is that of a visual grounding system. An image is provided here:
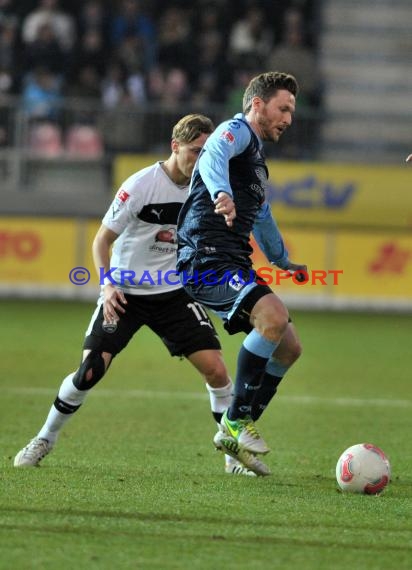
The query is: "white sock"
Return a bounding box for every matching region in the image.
[206,381,234,466]
[206,380,233,415]
[37,372,89,444]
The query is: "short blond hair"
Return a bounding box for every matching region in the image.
[172,114,214,143]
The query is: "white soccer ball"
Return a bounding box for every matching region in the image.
[336,443,391,494]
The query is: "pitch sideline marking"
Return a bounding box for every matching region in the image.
[5,387,412,408]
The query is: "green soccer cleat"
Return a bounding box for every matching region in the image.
[220,410,270,455]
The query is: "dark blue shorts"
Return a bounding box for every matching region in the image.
[179,263,273,334]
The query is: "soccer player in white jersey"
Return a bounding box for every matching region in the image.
[14,114,267,476]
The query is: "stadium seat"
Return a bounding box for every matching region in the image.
[28,122,64,157]
[65,125,103,158]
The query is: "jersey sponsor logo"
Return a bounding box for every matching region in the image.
[220,130,235,144]
[155,229,177,244]
[228,120,241,129]
[117,189,130,202]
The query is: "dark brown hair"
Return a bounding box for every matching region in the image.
[243,72,299,114]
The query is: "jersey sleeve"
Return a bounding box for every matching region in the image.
[252,202,289,268]
[102,171,146,234]
[198,118,251,200]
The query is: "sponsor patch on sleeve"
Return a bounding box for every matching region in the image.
[116,189,130,202]
[220,130,235,144]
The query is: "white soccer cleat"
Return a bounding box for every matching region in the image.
[225,459,257,477]
[14,438,53,467]
[214,430,271,477]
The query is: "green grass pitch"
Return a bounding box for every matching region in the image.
[1,299,411,569]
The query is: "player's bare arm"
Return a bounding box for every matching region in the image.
[214,192,236,227]
[406,154,412,162]
[92,224,127,322]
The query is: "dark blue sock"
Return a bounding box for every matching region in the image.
[228,330,278,420]
[228,346,267,419]
[251,374,283,421]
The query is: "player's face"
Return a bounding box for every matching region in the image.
[176,133,210,180]
[255,89,296,142]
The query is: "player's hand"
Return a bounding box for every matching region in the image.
[214,192,236,227]
[103,284,127,322]
[284,261,308,283]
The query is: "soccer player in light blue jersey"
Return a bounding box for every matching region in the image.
[177,72,307,467]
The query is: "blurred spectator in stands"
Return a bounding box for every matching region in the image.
[21,65,63,122]
[125,67,146,105]
[77,0,110,39]
[66,64,101,101]
[157,5,192,72]
[265,7,322,158]
[0,11,19,147]
[21,0,76,54]
[0,63,15,98]
[0,62,16,147]
[110,0,156,73]
[228,4,274,70]
[0,14,18,77]
[159,67,190,109]
[266,8,321,109]
[101,58,145,108]
[0,0,17,18]
[70,28,107,79]
[65,64,101,126]
[146,66,189,109]
[146,65,165,103]
[101,60,128,109]
[225,68,255,116]
[190,32,228,106]
[189,5,229,105]
[114,34,144,78]
[22,22,67,76]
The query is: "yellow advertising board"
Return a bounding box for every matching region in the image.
[252,227,412,300]
[0,217,77,285]
[334,232,412,298]
[114,154,165,191]
[114,155,412,230]
[84,219,101,286]
[265,161,412,230]
[1,213,411,305]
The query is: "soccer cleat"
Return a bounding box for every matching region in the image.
[214,430,271,477]
[14,438,53,467]
[225,459,257,477]
[220,410,270,454]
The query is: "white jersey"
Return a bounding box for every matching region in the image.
[102,161,188,295]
